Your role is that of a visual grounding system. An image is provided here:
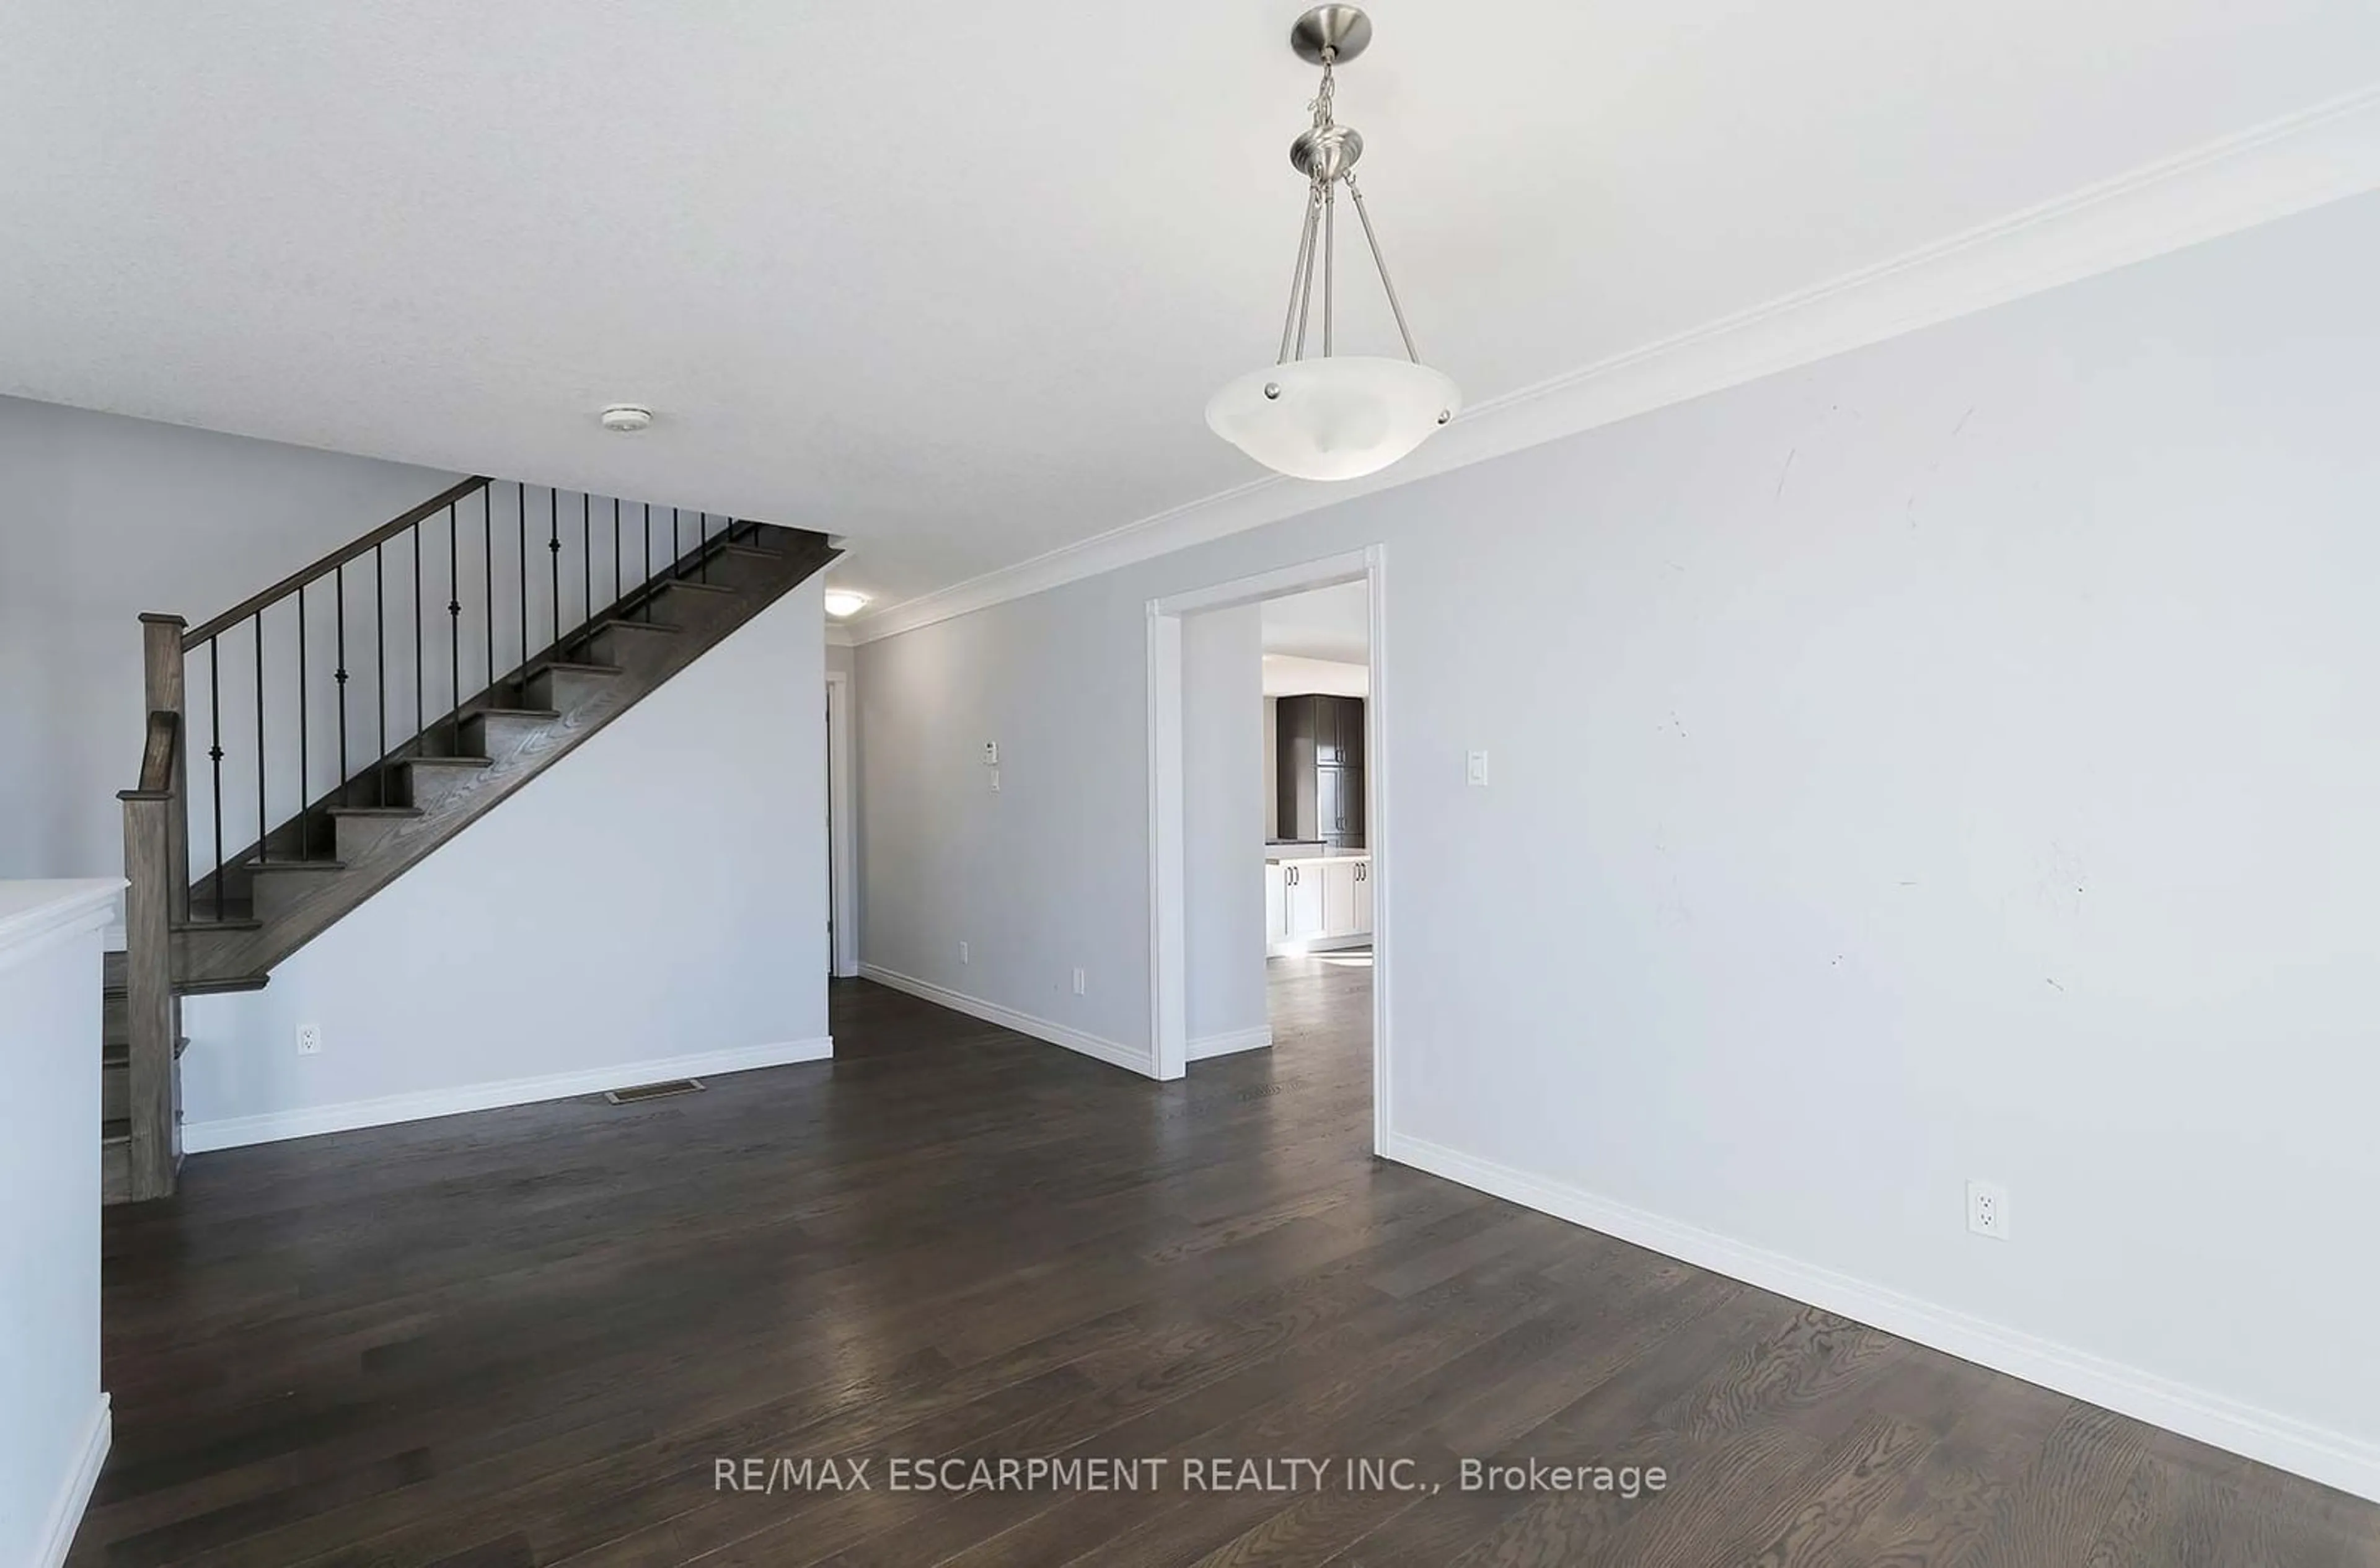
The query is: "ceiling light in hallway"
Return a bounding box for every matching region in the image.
[1206,6,1460,483]
[823,589,871,617]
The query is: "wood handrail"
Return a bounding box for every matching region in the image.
[181,475,493,649]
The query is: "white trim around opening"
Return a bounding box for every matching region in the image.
[825,669,860,980]
[1144,545,1390,1153]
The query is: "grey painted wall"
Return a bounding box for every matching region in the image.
[1182,604,1265,1044]
[183,581,831,1135]
[0,397,459,881]
[852,190,2380,1472]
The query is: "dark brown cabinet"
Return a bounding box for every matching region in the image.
[1276,694,1365,850]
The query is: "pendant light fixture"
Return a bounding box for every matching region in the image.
[1206,6,1458,483]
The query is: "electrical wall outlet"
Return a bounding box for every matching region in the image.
[1072,967,1086,996]
[296,1023,323,1057]
[959,940,970,965]
[990,768,1001,793]
[1467,750,1491,787]
[1966,1179,2011,1240]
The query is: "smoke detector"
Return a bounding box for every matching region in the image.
[599,404,653,434]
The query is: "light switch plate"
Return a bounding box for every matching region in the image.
[982,741,999,766]
[1467,751,1490,787]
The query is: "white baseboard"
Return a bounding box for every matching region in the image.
[1383,1132,2380,1505]
[1188,1024,1274,1061]
[182,1036,835,1152]
[35,1394,109,1568]
[858,963,1155,1077]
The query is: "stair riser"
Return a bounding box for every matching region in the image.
[332,816,413,861]
[102,1060,127,1124]
[104,989,128,1048]
[397,765,490,811]
[524,669,617,711]
[460,711,559,762]
[587,623,682,669]
[249,868,346,925]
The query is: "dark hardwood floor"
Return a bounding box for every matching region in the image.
[71,956,2380,1566]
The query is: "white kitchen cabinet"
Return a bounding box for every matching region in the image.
[1284,860,1326,940]
[1264,855,1372,954]
[1321,859,1360,937]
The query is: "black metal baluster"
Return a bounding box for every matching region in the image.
[297,586,309,857]
[483,488,495,694]
[517,482,528,674]
[252,614,267,865]
[335,563,350,808]
[208,638,224,920]
[448,502,462,726]
[548,488,561,657]
[375,544,387,806]
[413,524,425,747]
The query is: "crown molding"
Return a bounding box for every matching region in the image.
[824,622,856,647]
[847,83,2380,646]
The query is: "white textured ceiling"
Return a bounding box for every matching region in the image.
[4,4,2377,614]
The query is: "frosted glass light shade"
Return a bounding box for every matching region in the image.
[1205,356,1460,482]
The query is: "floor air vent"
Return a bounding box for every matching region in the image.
[604,1078,706,1105]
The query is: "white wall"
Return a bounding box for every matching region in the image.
[852,190,2380,1495]
[182,581,831,1145]
[0,397,460,881]
[0,882,117,1567]
[1181,606,1266,1048]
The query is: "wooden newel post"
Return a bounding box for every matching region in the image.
[139,614,190,922]
[119,785,177,1199]
[120,612,188,1202]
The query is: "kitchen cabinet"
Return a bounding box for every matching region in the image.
[1264,853,1371,953]
[1321,860,1359,937]
[1275,694,1365,850]
[1284,860,1325,939]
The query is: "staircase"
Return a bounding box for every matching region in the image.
[104,477,835,1202]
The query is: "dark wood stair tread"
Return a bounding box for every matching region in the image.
[175,915,263,933]
[657,579,739,596]
[326,806,424,819]
[527,660,621,677]
[593,618,685,635]
[245,859,348,875]
[400,755,494,769]
[469,707,562,720]
[720,542,783,559]
[104,1119,130,1144]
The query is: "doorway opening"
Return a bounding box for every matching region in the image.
[1145,545,1388,1153]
